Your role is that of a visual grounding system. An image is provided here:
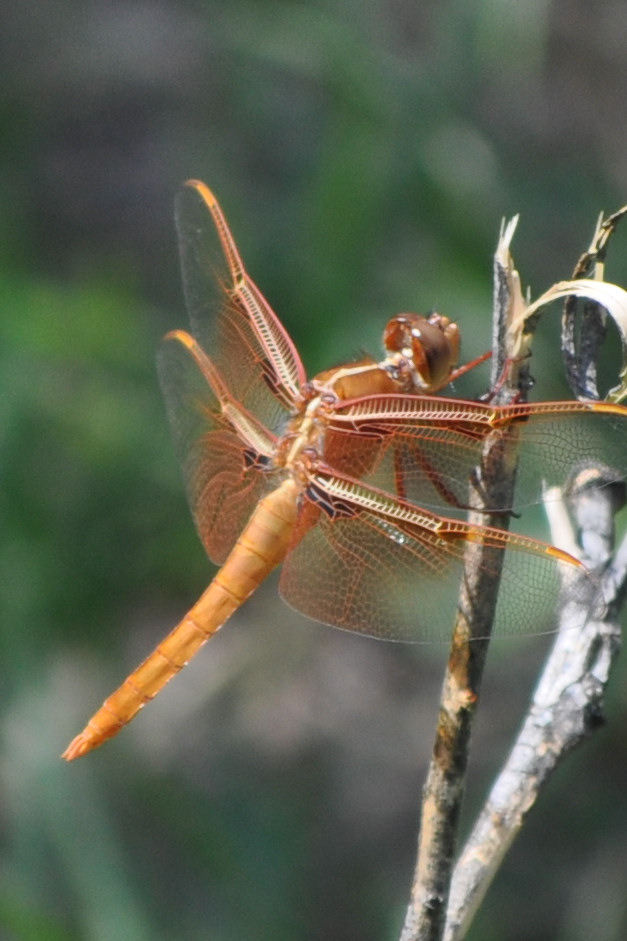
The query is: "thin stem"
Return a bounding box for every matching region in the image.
[399,221,523,941]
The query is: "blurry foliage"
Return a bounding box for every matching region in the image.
[2,1,627,940]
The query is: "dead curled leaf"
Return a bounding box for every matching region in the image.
[495,212,627,402]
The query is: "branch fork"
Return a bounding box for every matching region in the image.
[400,209,627,941]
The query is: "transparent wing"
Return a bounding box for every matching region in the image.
[175,180,306,434]
[322,395,627,516]
[158,331,279,564]
[279,469,581,642]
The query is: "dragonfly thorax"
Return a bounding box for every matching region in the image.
[309,357,400,400]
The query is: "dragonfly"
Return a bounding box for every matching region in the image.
[63,180,627,761]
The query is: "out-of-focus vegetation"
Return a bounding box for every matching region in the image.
[2,2,627,940]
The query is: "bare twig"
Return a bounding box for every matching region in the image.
[443,466,626,941]
[399,220,526,941]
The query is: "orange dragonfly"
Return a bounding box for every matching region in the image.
[63,180,627,761]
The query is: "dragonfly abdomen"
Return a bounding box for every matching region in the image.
[62,479,299,760]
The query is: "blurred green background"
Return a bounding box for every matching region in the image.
[3,2,627,940]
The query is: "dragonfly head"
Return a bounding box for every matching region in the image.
[382,311,460,393]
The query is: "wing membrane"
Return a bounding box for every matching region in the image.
[175,180,306,433]
[158,331,278,564]
[323,394,627,515]
[280,468,580,642]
